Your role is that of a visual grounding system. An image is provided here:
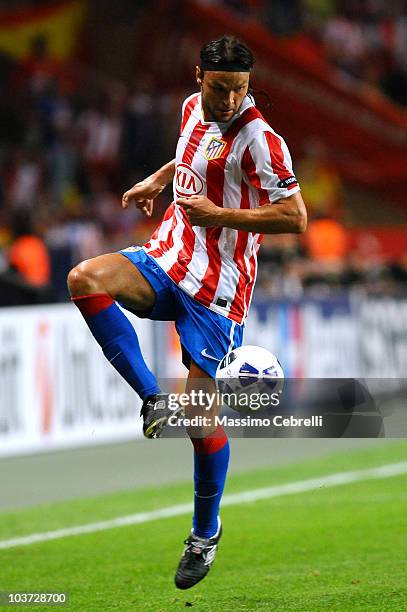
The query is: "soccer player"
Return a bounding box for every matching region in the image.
[67,36,306,589]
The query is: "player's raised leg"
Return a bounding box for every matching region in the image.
[175,360,229,590]
[67,253,162,423]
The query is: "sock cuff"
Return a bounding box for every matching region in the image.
[71,293,114,318]
[192,516,221,540]
[191,425,228,455]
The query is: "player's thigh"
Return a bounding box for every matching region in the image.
[68,253,156,310]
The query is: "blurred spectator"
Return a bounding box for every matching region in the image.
[22,35,62,97]
[6,148,43,209]
[123,76,158,179]
[0,207,53,306]
[76,86,125,185]
[305,217,348,264]
[296,139,343,219]
[323,11,367,80]
[46,104,77,209]
[7,209,50,288]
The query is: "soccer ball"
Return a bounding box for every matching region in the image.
[215,345,284,413]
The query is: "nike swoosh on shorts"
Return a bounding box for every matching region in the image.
[200,348,220,362]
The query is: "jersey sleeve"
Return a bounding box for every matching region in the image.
[241,130,300,205]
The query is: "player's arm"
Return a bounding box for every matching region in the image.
[122,159,175,216]
[177,191,307,234]
[219,191,306,233]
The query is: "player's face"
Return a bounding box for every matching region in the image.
[197,68,250,123]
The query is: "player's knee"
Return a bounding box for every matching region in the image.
[67,260,106,297]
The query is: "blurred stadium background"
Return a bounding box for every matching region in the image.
[0,3,406,608]
[1,0,407,307]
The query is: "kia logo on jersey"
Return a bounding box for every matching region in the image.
[175,163,204,197]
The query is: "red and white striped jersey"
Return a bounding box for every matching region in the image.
[144,92,300,324]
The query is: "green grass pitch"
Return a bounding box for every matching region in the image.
[1,441,406,611]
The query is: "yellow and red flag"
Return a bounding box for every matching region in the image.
[0,0,86,60]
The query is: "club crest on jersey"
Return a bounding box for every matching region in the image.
[175,163,204,197]
[204,137,227,160]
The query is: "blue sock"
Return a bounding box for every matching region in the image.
[191,426,230,538]
[72,293,159,400]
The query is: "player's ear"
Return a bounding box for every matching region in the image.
[196,66,203,86]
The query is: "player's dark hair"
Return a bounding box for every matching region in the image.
[200,36,255,72]
[200,36,271,109]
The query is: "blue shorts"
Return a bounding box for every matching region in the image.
[119,247,244,378]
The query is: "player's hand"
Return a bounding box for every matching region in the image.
[122,179,165,216]
[177,196,221,227]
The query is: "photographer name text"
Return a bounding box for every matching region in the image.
[168,415,323,428]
